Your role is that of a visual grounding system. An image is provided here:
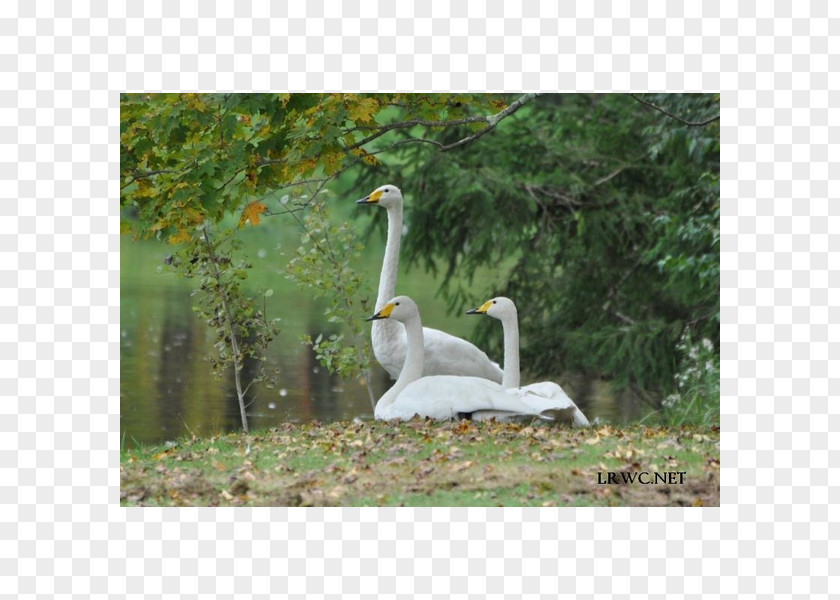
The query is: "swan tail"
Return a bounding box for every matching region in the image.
[572,409,590,427]
[538,406,590,427]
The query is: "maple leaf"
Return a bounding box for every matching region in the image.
[347,97,379,123]
[238,201,267,228]
[168,229,191,245]
[183,208,205,224]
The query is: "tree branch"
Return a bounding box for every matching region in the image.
[121,168,180,189]
[345,93,542,152]
[440,93,542,151]
[630,94,719,127]
[593,167,626,187]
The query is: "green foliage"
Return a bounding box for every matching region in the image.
[284,196,374,383]
[121,93,297,242]
[120,93,506,242]
[660,334,720,426]
[361,93,720,398]
[169,226,281,383]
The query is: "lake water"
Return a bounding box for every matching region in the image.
[121,221,645,448]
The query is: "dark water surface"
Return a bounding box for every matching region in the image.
[121,231,645,448]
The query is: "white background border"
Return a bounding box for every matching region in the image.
[2,0,836,597]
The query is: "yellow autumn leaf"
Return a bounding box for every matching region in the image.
[183,208,205,224]
[347,97,379,123]
[322,149,344,175]
[135,183,158,199]
[238,201,267,228]
[185,94,207,113]
[168,229,191,245]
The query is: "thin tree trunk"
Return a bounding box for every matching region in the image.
[202,228,249,433]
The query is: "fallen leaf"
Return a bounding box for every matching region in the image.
[450,460,475,473]
[343,468,359,484]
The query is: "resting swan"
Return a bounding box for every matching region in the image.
[367,296,570,421]
[357,185,503,383]
[467,297,590,427]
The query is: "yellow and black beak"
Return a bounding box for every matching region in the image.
[356,189,383,205]
[366,302,395,321]
[466,300,493,315]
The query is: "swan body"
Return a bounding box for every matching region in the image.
[357,185,503,383]
[468,297,590,427]
[367,296,567,422]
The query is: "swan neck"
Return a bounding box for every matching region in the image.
[501,313,520,388]
[378,315,423,407]
[376,203,402,309]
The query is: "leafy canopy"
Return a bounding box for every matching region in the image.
[120,93,508,241]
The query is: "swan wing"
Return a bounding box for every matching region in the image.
[422,327,503,382]
[508,383,590,427]
[377,376,551,421]
[373,322,503,383]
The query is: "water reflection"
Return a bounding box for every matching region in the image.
[121,241,645,448]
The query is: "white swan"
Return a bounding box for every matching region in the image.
[367,296,571,421]
[357,185,503,383]
[467,297,590,427]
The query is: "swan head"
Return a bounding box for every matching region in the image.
[366,295,418,323]
[356,184,403,209]
[466,296,517,320]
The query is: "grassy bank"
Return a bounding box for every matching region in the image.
[120,420,720,507]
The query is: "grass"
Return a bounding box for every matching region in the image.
[120,420,720,507]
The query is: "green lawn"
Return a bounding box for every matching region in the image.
[120,420,720,507]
